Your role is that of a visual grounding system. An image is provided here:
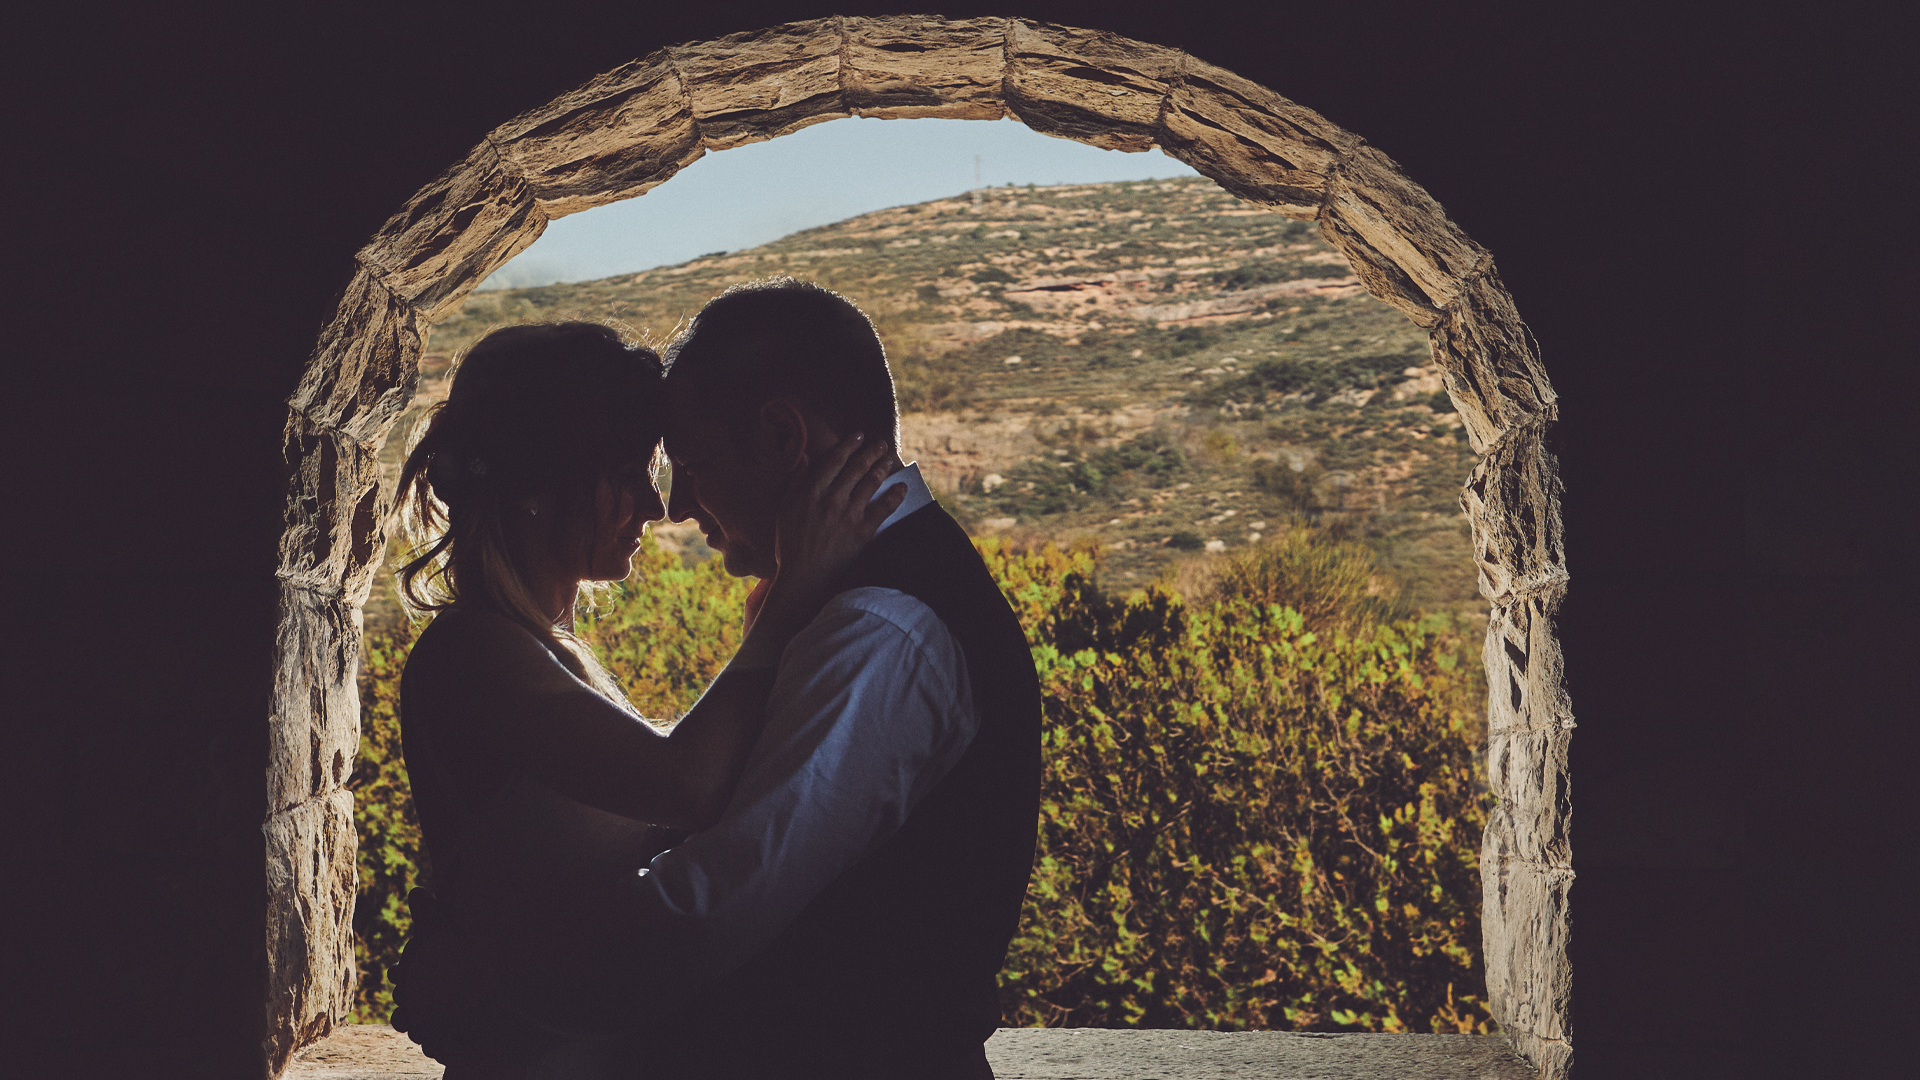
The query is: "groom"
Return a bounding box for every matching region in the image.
[396,277,1042,1079]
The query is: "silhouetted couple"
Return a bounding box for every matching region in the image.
[387,278,1041,1080]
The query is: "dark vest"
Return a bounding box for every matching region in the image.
[648,503,1042,1079]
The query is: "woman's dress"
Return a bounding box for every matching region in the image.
[401,609,680,1078]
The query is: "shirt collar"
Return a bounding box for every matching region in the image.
[871,462,935,535]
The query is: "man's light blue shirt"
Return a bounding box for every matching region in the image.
[636,462,978,982]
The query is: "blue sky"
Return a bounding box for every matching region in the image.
[481,116,1202,289]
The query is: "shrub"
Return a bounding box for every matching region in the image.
[1210,528,1403,634]
[347,608,425,1022]
[1193,355,1418,409]
[1252,460,1323,515]
[985,541,1489,1032]
[1201,429,1240,462]
[986,433,1188,519]
[1167,325,1218,357]
[575,538,757,722]
[1206,258,1341,291]
[1078,433,1186,495]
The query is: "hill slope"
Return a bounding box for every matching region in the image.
[401,177,1479,616]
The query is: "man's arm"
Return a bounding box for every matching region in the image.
[508,586,978,1030]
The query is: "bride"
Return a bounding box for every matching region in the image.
[387,321,902,1076]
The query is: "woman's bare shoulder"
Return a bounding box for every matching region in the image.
[412,606,539,651]
[405,608,582,693]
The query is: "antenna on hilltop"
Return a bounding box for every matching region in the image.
[973,154,983,206]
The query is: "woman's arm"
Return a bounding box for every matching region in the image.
[463,433,905,829]
[441,621,804,833]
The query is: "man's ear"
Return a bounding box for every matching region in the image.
[757,399,811,473]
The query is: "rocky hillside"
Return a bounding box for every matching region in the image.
[392,177,1479,617]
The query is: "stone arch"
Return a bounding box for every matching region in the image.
[267,14,1571,1076]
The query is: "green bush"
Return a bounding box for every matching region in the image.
[987,540,1489,1032]
[1210,529,1403,633]
[575,538,757,723]
[349,533,1489,1033]
[347,609,425,1022]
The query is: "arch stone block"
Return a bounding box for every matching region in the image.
[264,788,358,1075]
[490,50,705,219]
[669,19,850,151]
[1464,426,1567,602]
[1174,57,1357,174]
[1481,848,1573,1077]
[1002,22,1177,152]
[268,584,364,815]
[1432,271,1558,453]
[287,270,421,444]
[356,144,543,318]
[270,15,1573,1078]
[1156,102,1327,217]
[1325,145,1487,310]
[1484,593,1575,854]
[842,15,1009,120]
[1316,210,1445,329]
[1488,725,1575,863]
[277,416,386,595]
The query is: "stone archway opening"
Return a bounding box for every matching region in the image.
[268,15,1570,1077]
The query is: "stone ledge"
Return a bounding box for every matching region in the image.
[286,1025,438,1079]
[288,1024,1539,1079]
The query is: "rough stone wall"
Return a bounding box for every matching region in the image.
[267,268,425,1072]
[267,15,1571,1076]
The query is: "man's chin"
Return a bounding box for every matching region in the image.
[719,547,769,580]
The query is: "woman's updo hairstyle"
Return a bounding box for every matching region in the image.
[396,322,664,658]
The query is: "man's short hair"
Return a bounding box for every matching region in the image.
[665,277,899,447]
